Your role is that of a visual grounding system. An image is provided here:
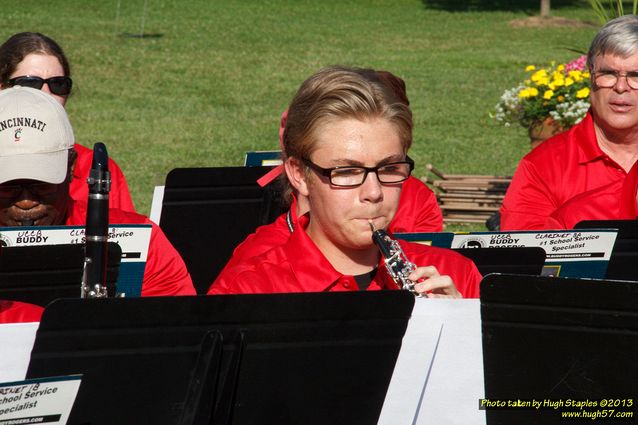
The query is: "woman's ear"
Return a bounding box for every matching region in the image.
[284,157,310,197]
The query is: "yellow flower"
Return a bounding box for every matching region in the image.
[536,77,550,86]
[557,95,565,102]
[568,70,583,81]
[576,87,590,98]
[552,78,565,87]
[525,65,536,71]
[519,87,539,98]
[531,69,548,82]
[565,77,574,86]
[543,90,554,99]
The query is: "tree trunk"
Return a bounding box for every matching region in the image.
[540,0,551,17]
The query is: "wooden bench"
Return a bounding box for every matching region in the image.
[424,164,511,224]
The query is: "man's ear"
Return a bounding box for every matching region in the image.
[67,148,78,183]
[284,157,310,197]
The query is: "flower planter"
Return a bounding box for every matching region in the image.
[493,56,590,149]
[528,117,563,149]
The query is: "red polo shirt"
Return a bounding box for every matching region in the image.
[210,214,481,298]
[66,201,195,296]
[0,300,43,324]
[501,111,628,230]
[546,161,638,229]
[71,144,136,212]
[391,176,443,233]
[211,176,442,287]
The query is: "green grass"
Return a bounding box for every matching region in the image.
[1,0,600,228]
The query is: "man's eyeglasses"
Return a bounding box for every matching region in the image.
[7,76,73,96]
[302,158,414,187]
[592,70,638,90]
[0,182,60,200]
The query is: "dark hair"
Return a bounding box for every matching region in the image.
[0,32,70,83]
[374,70,409,106]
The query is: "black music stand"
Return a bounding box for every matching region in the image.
[481,273,638,425]
[158,167,287,294]
[0,243,122,307]
[453,247,545,276]
[575,219,638,281]
[27,291,414,425]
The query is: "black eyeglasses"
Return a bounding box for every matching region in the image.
[0,182,61,200]
[302,157,414,187]
[592,70,638,90]
[7,75,73,96]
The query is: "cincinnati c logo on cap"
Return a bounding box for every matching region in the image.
[0,117,47,134]
[13,128,22,142]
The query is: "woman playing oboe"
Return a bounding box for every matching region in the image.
[211,66,481,297]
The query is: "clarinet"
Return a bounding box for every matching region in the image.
[81,142,111,298]
[369,220,423,297]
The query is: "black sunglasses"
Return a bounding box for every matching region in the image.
[7,75,73,96]
[0,182,61,200]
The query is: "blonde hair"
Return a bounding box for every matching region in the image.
[283,66,413,162]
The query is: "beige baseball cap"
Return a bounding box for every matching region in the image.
[0,86,74,184]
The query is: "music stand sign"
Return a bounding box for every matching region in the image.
[0,375,81,425]
[396,229,618,279]
[0,225,151,296]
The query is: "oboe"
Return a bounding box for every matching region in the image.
[369,220,423,296]
[81,142,111,298]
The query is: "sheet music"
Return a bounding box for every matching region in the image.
[0,322,38,382]
[378,318,443,425]
[413,299,485,425]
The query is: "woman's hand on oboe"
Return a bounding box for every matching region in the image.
[408,266,462,298]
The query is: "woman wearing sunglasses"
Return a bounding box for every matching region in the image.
[0,32,135,212]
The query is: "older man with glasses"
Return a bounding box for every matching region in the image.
[501,15,638,230]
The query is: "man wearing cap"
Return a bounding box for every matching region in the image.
[0,86,195,297]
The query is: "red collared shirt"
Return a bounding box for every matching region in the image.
[210,214,481,298]
[391,175,443,233]
[501,111,628,230]
[71,144,136,212]
[212,176,442,287]
[66,201,196,296]
[0,300,43,324]
[546,160,638,229]
[211,176,442,290]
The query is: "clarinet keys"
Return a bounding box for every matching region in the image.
[369,220,423,297]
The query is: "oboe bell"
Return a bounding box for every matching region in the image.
[81,142,111,298]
